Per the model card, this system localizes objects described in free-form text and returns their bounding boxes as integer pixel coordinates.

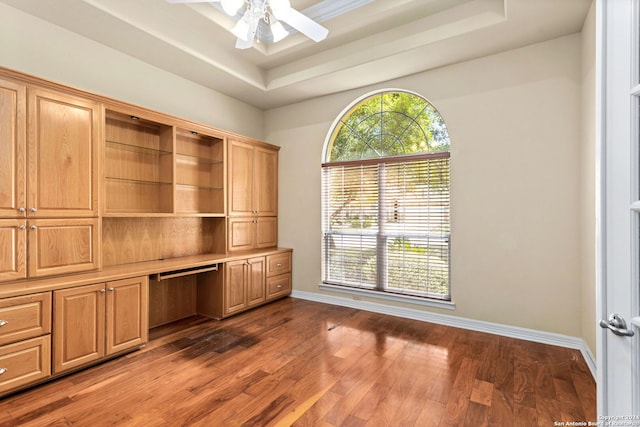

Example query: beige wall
[0,3,264,140]
[266,34,585,338]
[580,2,597,355]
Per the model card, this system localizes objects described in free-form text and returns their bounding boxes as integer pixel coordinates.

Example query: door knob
[600,313,635,337]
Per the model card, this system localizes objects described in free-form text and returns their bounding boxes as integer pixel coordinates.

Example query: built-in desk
[0,248,292,299]
[0,247,292,397]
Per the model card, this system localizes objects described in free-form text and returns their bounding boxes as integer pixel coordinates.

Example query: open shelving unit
[175,129,225,216]
[104,111,226,217]
[104,111,174,215]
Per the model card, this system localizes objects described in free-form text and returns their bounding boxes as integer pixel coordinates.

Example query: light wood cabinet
[227,216,277,252]
[0,78,26,219]
[53,276,148,374]
[266,251,292,301]
[0,219,26,282]
[0,292,52,396]
[28,88,100,218]
[227,139,278,252]
[224,256,265,316]
[0,292,51,346]
[106,276,149,355]
[27,218,100,278]
[228,139,278,217]
[0,335,51,396]
[197,250,291,319]
[0,83,101,282]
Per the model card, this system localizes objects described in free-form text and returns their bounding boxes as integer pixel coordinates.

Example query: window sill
[319,283,456,311]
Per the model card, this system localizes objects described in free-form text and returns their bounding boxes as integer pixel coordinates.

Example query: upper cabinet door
[228,139,279,217]
[0,78,26,218]
[228,139,254,216]
[254,146,278,216]
[27,88,100,217]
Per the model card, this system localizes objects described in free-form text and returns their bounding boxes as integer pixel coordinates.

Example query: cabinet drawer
[266,273,291,300]
[266,252,291,277]
[0,293,52,346]
[0,335,51,396]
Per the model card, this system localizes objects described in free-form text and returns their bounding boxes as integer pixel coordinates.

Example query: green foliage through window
[327,91,450,162]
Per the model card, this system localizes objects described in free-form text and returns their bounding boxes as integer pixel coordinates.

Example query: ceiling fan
[167,0,329,49]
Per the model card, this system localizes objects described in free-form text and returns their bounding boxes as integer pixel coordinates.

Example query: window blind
[322,152,450,299]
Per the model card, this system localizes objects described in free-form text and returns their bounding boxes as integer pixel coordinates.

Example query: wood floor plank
[0,298,596,426]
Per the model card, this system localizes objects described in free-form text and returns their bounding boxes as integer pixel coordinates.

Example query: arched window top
[325,90,450,162]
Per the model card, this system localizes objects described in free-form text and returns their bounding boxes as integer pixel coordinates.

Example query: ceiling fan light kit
[167,0,329,48]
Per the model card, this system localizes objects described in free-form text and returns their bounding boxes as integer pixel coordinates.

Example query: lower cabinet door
[0,220,26,283]
[225,260,248,315]
[246,257,266,308]
[0,335,51,396]
[53,283,105,374]
[106,276,148,355]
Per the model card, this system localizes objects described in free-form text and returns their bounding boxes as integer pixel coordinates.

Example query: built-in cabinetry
[227,139,278,252]
[53,276,148,374]
[0,67,291,398]
[0,293,52,395]
[0,78,101,282]
[266,252,292,301]
[197,249,292,319]
[224,256,266,316]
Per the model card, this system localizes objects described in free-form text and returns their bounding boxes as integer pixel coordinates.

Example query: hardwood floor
[0,298,596,426]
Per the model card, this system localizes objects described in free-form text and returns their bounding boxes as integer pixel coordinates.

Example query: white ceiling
[1,0,592,110]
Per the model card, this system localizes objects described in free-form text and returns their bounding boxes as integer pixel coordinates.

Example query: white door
[598,0,640,416]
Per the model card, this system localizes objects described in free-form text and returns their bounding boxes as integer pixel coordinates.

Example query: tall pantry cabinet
[0,78,101,281]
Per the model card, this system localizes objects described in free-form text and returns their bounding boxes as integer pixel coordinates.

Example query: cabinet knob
[30,225,37,230]
[0,320,8,327]
[108,287,114,292]
[277,285,282,289]
[0,368,6,376]
[18,225,26,230]
[276,263,283,267]
[30,207,37,213]
[18,207,25,213]
[100,289,106,293]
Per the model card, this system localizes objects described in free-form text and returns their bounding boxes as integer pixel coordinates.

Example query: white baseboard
[291,290,597,379]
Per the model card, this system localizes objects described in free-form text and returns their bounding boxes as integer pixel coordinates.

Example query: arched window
[321,90,451,300]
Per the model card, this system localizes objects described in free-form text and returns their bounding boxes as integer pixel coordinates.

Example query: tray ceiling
[0,0,592,109]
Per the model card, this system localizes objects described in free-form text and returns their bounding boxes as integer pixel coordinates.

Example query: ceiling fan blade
[235,37,253,49]
[275,8,328,42]
[234,15,259,49]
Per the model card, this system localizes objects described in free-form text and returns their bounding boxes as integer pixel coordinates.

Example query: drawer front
[266,252,291,277]
[0,293,52,346]
[0,335,51,396]
[266,273,291,300]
